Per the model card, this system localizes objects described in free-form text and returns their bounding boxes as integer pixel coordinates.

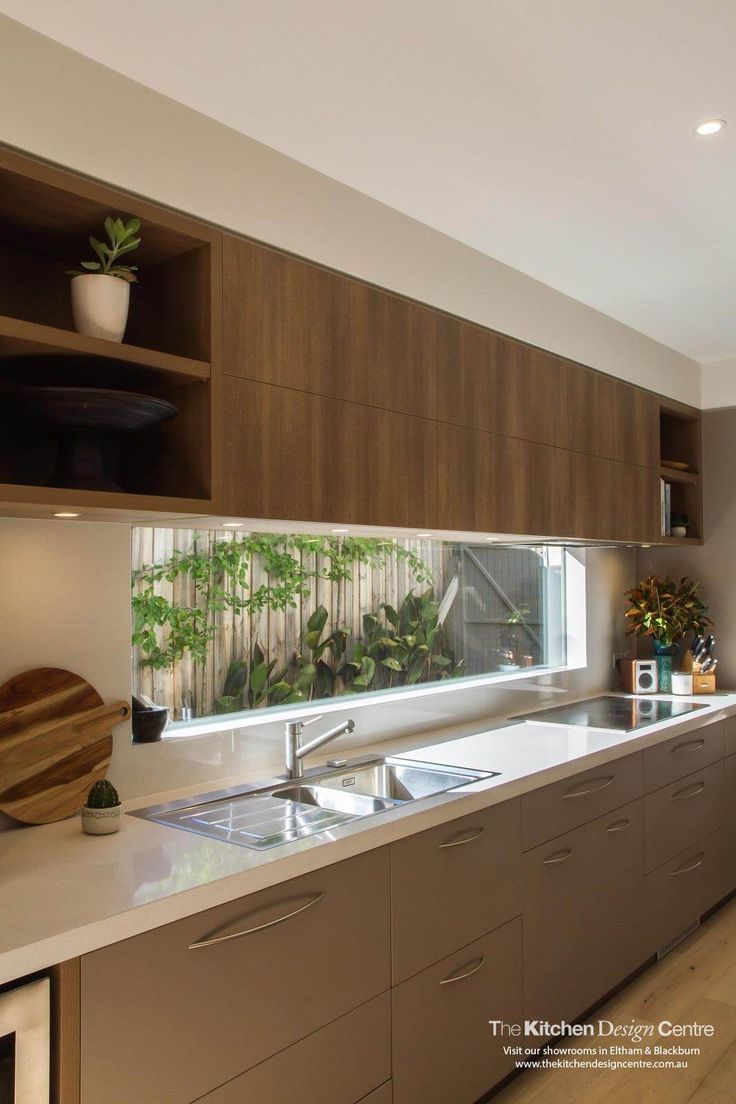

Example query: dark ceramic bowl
[132,705,169,744]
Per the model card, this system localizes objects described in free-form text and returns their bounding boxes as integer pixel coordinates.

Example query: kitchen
[1,4,736,1104]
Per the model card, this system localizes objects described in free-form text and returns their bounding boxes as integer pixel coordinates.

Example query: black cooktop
[515,695,708,732]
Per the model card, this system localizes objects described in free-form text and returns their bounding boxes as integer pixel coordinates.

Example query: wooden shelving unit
[658,399,703,543]
[0,145,222,517]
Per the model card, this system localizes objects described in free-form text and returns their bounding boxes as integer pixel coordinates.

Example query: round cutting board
[0,667,130,824]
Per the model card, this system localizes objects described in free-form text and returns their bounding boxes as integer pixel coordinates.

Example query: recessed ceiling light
[330,527,349,534]
[640,544,651,549]
[54,512,80,518]
[221,522,242,528]
[416,532,433,538]
[485,536,499,542]
[695,119,726,136]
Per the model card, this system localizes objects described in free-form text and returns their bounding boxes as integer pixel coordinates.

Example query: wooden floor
[494,896,736,1104]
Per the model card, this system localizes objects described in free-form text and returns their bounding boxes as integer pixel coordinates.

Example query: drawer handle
[563,776,615,799]
[440,956,485,986]
[606,818,631,833]
[543,847,573,865]
[671,739,706,755]
[669,853,706,877]
[438,826,485,849]
[672,781,706,801]
[188,892,325,949]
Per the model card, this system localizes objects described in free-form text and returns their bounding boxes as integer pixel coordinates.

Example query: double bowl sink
[136,758,497,850]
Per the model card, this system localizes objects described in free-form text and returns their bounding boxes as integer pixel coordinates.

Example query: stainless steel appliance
[0,978,50,1104]
[515,694,708,732]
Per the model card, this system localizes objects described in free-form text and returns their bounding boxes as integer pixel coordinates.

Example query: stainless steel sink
[133,757,496,851]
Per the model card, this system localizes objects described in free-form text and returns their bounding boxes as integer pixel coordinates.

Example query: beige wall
[701,359,736,410]
[637,407,736,685]
[0,517,634,808]
[0,14,700,406]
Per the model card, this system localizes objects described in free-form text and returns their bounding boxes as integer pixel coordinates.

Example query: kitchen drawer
[725,716,736,758]
[391,798,521,983]
[521,753,643,850]
[645,830,726,952]
[645,760,723,873]
[643,722,724,792]
[81,848,391,1104]
[523,799,645,1029]
[392,918,522,1104]
[193,994,390,1104]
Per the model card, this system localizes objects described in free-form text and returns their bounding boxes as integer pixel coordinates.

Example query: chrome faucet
[285,715,355,779]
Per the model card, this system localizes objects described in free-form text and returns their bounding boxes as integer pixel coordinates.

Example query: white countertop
[1,691,734,986]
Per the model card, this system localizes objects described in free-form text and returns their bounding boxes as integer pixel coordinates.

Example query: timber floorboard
[494,896,736,1104]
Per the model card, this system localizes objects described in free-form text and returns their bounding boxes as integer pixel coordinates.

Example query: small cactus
[86,779,120,809]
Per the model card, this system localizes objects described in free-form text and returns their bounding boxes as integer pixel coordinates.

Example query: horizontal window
[131,530,583,733]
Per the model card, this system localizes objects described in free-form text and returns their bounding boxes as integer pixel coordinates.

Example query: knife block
[692,662,716,694]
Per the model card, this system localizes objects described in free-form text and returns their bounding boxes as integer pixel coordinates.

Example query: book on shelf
[660,478,672,536]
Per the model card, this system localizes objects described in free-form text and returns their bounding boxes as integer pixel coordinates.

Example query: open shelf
[0,145,221,509]
[659,465,699,485]
[0,315,210,384]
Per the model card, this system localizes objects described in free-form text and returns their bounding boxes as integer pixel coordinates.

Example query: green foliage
[67,216,141,282]
[86,779,120,808]
[215,641,302,713]
[132,533,433,672]
[624,575,711,646]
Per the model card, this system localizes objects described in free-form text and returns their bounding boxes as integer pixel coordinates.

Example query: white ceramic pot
[672,672,694,696]
[81,804,123,835]
[671,526,688,539]
[71,273,130,342]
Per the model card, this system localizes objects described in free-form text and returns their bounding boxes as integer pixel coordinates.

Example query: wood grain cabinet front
[392,918,522,1104]
[80,848,391,1104]
[522,799,646,1029]
[223,377,438,528]
[192,994,391,1104]
[390,799,521,983]
[643,722,724,792]
[223,236,437,419]
[644,760,724,873]
[521,753,643,851]
[358,1084,392,1104]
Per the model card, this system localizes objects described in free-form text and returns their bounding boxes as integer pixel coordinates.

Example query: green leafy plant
[132,533,432,673]
[67,216,141,282]
[86,779,120,808]
[624,575,711,647]
[215,641,302,713]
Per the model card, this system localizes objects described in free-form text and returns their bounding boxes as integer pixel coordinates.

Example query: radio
[620,658,658,694]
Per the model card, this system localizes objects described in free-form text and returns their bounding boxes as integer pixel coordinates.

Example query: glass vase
[653,640,678,693]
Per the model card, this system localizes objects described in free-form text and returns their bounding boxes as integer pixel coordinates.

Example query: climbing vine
[131,533,433,671]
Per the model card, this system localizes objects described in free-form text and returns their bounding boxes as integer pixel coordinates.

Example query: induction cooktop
[515,695,708,732]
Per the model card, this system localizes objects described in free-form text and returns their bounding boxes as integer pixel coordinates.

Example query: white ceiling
[3,0,736,363]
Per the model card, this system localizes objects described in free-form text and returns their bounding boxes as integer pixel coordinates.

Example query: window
[131,529,579,728]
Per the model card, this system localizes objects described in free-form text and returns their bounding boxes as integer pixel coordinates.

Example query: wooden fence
[132,529,447,719]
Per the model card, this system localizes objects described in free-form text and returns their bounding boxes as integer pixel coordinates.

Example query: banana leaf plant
[215,641,303,713]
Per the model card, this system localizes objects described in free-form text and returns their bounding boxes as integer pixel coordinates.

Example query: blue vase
[653,640,678,693]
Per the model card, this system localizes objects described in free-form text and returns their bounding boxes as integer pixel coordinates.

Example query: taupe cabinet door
[392,918,522,1104]
[193,993,390,1104]
[391,799,521,983]
[521,753,643,850]
[645,830,727,951]
[643,722,724,791]
[644,760,724,872]
[523,799,645,1027]
[81,849,390,1104]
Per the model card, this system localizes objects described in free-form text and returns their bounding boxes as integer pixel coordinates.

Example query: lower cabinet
[645,830,728,951]
[192,994,391,1104]
[80,848,391,1104]
[522,799,646,1027]
[644,760,724,873]
[392,918,522,1104]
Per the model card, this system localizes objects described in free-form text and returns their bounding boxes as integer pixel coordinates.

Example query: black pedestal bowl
[17,386,178,492]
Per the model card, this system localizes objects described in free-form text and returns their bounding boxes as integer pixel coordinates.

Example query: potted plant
[81,778,123,835]
[624,575,711,692]
[67,216,141,342]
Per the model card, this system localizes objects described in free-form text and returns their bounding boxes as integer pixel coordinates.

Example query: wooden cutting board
[0,667,130,824]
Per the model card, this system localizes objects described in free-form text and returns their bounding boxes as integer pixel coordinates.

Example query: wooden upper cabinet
[223,377,438,528]
[438,422,571,536]
[223,235,437,419]
[436,316,568,448]
[566,365,658,468]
